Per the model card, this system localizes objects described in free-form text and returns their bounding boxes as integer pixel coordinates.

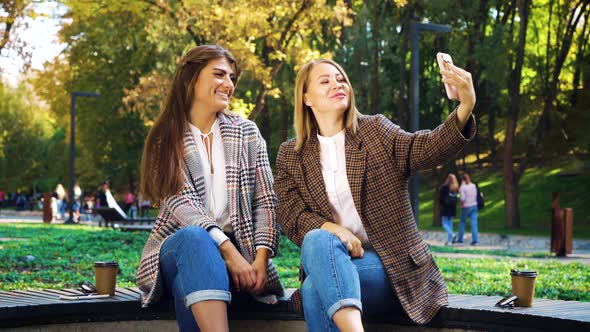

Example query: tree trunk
[570,2,589,107]
[502,0,531,229]
[279,93,290,144]
[370,0,381,115]
[260,95,271,146]
[433,188,441,227]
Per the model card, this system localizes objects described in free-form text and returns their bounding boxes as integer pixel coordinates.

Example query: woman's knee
[302,229,336,257]
[175,225,211,243]
[164,226,217,256]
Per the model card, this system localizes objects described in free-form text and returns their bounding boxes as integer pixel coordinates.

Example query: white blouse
[317,130,369,244]
[189,120,231,245]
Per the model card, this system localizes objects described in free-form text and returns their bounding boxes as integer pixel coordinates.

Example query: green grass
[1,223,588,302]
[429,245,553,258]
[417,160,590,238]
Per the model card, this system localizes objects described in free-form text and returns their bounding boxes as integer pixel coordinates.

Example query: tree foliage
[0,0,588,229]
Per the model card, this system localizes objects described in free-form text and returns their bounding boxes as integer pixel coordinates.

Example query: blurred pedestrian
[0,189,5,211]
[72,182,83,222]
[124,190,136,213]
[95,181,108,208]
[54,184,67,220]
[439,174,459,245]
[138,194,151,218]
[15,192,27,211]
[458,173,479,245]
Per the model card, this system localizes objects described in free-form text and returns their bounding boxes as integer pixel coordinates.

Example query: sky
[1,2,68,86]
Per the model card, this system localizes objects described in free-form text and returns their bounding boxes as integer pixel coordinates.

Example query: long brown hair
[140,45,239,203]
[294,59,360,151]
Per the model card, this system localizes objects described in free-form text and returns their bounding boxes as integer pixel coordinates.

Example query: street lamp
[65,91,100,224]
[409,20,452,226]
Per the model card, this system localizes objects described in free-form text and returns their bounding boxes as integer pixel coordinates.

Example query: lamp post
[409,20,452,226]
[65,91,100,224]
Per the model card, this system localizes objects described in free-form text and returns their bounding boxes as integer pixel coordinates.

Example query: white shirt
[317,130,369,244]
[459,182,478,208]
[189,120,231,245]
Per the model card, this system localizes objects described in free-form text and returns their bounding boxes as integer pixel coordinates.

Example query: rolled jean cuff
[184,289,232,308]
[327,298,363,319]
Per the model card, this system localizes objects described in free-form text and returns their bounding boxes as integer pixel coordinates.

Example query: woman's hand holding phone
[436,52,476,129]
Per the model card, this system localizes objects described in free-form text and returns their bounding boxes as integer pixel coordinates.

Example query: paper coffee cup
[510,269,537,307]
[94,261,118,296]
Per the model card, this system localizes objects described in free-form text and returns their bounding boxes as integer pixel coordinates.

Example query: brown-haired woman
[274,58,476,331]
[440,173,459,245]
[136,45,283,332]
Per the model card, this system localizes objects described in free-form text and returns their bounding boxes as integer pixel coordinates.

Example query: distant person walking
[72,183,83,222]
[54,184,68,220]
[125,190,138,218]
[95,181,108,208]
[124,190,135,213]
[458,173,478,245]
[0,189,5,211]
[439,174,459,245]
[138,194,151,218]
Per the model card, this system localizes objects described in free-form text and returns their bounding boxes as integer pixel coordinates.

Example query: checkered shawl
[275,109,476,324]
[137,113,284,308]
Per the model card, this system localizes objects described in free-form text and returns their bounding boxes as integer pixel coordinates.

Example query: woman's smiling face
[303,62,350,116]
[192,57,236,114]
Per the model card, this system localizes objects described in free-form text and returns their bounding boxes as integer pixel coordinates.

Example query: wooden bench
[1,288,589,331]
[94,207,155,230]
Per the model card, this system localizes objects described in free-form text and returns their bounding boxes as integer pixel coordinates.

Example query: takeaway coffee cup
[94,261,118,296]
[510,269,537,307]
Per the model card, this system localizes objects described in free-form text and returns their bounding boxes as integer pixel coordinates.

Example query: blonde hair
[444,174,459,192]
[294,59,360,151]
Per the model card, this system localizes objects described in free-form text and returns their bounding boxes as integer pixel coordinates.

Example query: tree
[503,0,531,229]
[1,0,38,72]
[31,0,159,194]
[0,82,62,192]
[502,0,589,228]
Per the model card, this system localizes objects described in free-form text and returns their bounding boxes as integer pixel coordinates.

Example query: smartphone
[494,295,518,308]
[436,52,459,100]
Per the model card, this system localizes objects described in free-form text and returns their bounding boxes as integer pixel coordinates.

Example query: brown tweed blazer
[137,113,284,308]
[275,109,475,324]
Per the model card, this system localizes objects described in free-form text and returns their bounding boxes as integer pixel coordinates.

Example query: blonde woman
[275,58,476,331]
[439,174,459,245]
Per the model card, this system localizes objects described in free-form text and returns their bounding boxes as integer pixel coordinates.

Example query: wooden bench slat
[124,287,143,296]
[116,288,141,299]
[9,290,65,303]
[1,287,589,330]
[0,294,55,306]
[112,290,141,301]
[14,289,64,300]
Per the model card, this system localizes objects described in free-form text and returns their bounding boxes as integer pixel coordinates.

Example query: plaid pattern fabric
[137,113,283,308]
[275,109,476,324]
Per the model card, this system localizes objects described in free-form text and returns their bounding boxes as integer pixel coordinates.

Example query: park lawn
[417,160,590,239]
[0,223,588,302]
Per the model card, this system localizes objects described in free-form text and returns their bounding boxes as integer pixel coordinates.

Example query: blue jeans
[441,216,454,243]
[301,229,398,332]
[160,226,231,332]
[458,206,478,243]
